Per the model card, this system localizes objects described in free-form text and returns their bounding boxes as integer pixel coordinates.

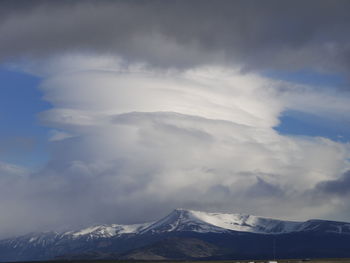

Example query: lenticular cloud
[0,55,349,238]
[39,57,350,218]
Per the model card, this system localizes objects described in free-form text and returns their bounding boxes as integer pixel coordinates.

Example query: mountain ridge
[58,208,350,237]
[1,208,350,261]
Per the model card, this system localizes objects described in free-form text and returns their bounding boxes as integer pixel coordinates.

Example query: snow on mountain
[136,208,350,235]
[140,209,228,234]
[64,222,153,239]
[297,219,350,234]
[3,208,350,247]
[1,209,350,262]
[139,208,304,234]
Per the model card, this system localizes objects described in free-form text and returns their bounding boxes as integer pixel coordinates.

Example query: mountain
[138,208,350,234]
[120,237,222,260]
[1,209,350,261]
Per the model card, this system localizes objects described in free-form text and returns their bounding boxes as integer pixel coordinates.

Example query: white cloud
[48,129,75,142]
[0,161,29,177]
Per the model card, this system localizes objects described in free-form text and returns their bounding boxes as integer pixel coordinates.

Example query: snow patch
[65,222,154,239]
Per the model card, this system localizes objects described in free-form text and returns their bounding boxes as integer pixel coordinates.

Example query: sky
[0,0,350,238]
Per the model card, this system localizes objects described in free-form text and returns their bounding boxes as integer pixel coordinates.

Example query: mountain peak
[140,209,228,234]
[139,209,305,234]
[172,208,193,214]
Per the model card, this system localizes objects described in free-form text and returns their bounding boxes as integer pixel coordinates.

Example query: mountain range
[1,208,350,261]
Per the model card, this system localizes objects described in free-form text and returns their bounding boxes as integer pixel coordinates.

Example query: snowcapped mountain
[141,208,302,234]
[58,208,350,237]
[1,209,350,261]
[123,208,350,235]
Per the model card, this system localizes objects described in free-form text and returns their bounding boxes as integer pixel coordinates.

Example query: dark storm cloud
[246,177,284,198]
[1,0,350,73]
[315,170,350,195]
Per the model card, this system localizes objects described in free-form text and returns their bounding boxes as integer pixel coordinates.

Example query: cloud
[35,62,283,129]
[48,130,75,141]
[0,161,28,177]
[315,170,350,195]
[2,0,350,77]
[0,56,349,238]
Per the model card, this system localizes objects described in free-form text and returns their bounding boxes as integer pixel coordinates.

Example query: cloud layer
[2,0,350,76]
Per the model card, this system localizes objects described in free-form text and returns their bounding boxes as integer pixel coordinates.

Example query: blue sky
[275,109,350,142]
[0,68,50,168]
[264,70,350,142]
